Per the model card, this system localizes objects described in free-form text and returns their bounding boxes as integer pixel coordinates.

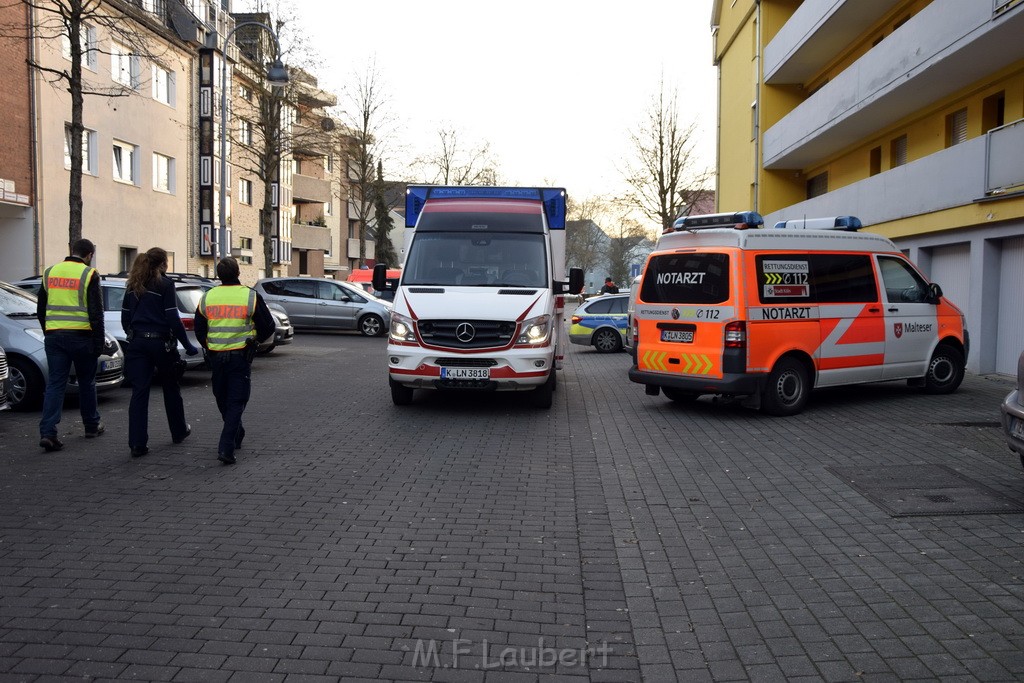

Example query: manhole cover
[828,464,1024,517]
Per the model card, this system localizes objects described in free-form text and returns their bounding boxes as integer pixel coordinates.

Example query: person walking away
[600,277,619,294]
[195,257,275,465]
[121,248,201,458]
[36,238,108,452]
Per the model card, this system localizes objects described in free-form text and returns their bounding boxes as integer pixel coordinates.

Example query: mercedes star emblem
[456,322,476,343]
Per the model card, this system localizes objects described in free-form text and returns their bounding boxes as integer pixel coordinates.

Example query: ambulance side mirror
[926,282,943,305]
[566,267,584,295]
[372,264,389,292]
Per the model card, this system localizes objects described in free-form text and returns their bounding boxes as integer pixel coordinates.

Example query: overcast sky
[247,1,718,210]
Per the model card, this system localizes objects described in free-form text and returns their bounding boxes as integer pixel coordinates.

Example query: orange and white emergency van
[628,212,968,416]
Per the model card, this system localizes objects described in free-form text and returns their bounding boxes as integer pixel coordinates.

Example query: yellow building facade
[712,0,1024,375]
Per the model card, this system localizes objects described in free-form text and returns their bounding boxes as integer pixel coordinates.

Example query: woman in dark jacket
[121,248,200,457]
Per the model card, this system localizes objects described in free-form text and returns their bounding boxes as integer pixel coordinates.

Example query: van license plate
[1013,417,1024,440]
[661,330,694,343]
[441,367,489,380]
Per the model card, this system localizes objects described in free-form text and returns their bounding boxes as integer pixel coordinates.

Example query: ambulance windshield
[402,232,548,288]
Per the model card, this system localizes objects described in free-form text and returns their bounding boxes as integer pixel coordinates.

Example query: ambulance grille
[417,319,516,349]
[435,358,497,367]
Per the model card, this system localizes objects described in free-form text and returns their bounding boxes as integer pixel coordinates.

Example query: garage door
[996,237,1024,375]
[928,243,971,322]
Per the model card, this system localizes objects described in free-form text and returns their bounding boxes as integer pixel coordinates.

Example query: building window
[113,140,138,184]
[890,135,908,168]
[119,247,137,273]
[750,100,757,141]
[239,84,253,102]
[61,23,97,70]
[239,178,253,205]
[325,154,333,172]
[111,42,140,88]
[324,200,332,216]
[806,172,828,199]
[945,108,968,148]
[152,153,174,193]
[239,119,253,145]
[869,146,882,176]
[152,64,175,106]
[64,124,97,174]
[982,91,1005,133]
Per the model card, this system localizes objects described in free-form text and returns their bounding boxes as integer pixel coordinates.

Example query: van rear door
[636,251,734,380]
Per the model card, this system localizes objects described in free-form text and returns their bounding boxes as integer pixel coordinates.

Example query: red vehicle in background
[348,268,401,301]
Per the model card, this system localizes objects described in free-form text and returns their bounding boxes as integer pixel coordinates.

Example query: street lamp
[218,21,289,261]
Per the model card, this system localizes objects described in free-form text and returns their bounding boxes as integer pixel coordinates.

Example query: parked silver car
[255,277,392,337]
[1000,348,1024,469]
[0,346,11,411]
[0,280,124,411]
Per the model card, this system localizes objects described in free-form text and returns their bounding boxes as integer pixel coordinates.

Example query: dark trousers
[125,337,188,449]
[207,351,251,457]
[39,333,99,438]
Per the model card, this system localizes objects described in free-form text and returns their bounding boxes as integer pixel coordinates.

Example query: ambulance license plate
[1013,417,1024,440]
[441,367,489,380]
[661,330,694,343]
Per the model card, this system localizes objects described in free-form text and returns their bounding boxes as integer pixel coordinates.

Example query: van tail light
[180,316,195,331]
[724,321,746,348]
[571,315,582,325]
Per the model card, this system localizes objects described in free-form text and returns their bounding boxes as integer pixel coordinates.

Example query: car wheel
[662,387,700,403]
[761,357,810,416]
[530,371,555,409]
[9,356,44,411]
[592,328,622,353]
[390,378,414,406]
[922,344,964,394]
[256,344,275,356]
[360,314,385,337]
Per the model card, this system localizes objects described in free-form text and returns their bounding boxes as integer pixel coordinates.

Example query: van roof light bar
[667,211,764,233]
[772,216,863,231]
[405,185,567,229]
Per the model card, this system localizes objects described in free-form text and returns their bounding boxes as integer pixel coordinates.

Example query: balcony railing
[291,173,331,203]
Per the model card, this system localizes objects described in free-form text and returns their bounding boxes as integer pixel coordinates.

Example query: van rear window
[756,254,877,303]
[641,253,730,304]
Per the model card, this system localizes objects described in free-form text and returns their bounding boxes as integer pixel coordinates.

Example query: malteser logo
[894,321,933,338]
[671,308,680,320]
[894,323,903,339]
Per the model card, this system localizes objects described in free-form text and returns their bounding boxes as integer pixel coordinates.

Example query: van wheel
[662,387,700,403]
[592,328,622,353]
[390,379,414,405]
[531,371,555,409]
[761,357,810,416]
[922,344,964,394]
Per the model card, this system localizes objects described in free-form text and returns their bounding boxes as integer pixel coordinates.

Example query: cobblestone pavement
[1,332,1022,682]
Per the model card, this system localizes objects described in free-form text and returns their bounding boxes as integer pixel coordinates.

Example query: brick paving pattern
[0,332,1022,682]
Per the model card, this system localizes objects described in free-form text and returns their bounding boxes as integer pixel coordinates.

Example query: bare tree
[372,161,399,267]
[340,59,393,268]
[0,0,172,246]
[565,195,611,280]
[622,81,713,233]
[605,210,650,287]
[415,125,499,186]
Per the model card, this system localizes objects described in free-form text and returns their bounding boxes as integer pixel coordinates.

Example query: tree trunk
[67,0,85,247]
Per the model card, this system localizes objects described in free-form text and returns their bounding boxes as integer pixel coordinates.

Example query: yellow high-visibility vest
[42,261,95,331]
[200,285,256,351]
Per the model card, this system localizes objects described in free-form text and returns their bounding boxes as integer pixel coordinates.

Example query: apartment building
[0,0,34,279]
[712,0,1024,375]
[31,0,207,276]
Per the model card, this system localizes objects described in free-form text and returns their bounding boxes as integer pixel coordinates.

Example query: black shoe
[39,436,64,452]
[217,452,236,465]
[85,422,105,438]
[130,446,149,458]
[173,424,192,444]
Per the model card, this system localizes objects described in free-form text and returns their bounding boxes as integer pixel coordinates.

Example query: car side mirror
[372,264,390,292]
[927,282,943,304]
[562,267,584,294]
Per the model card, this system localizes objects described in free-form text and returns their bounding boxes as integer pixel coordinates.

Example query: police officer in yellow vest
[36,238,109,452]
[195,257,275,465]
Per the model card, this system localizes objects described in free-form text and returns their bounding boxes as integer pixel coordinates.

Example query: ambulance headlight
[389,312,416,342]
[516,315,551,346]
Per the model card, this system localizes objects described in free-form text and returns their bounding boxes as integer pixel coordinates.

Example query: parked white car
[1000,348,1024,469]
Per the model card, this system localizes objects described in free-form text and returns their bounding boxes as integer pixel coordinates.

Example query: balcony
[764,0,903,85]
[291,173,331,203]
[291,222,332,251]
[761,119,1024,229]
[762,0,1024,170]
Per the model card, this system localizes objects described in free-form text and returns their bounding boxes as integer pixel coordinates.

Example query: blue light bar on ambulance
[404,185,567,229]
[669,211,764,233]
[771,216,863,231]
